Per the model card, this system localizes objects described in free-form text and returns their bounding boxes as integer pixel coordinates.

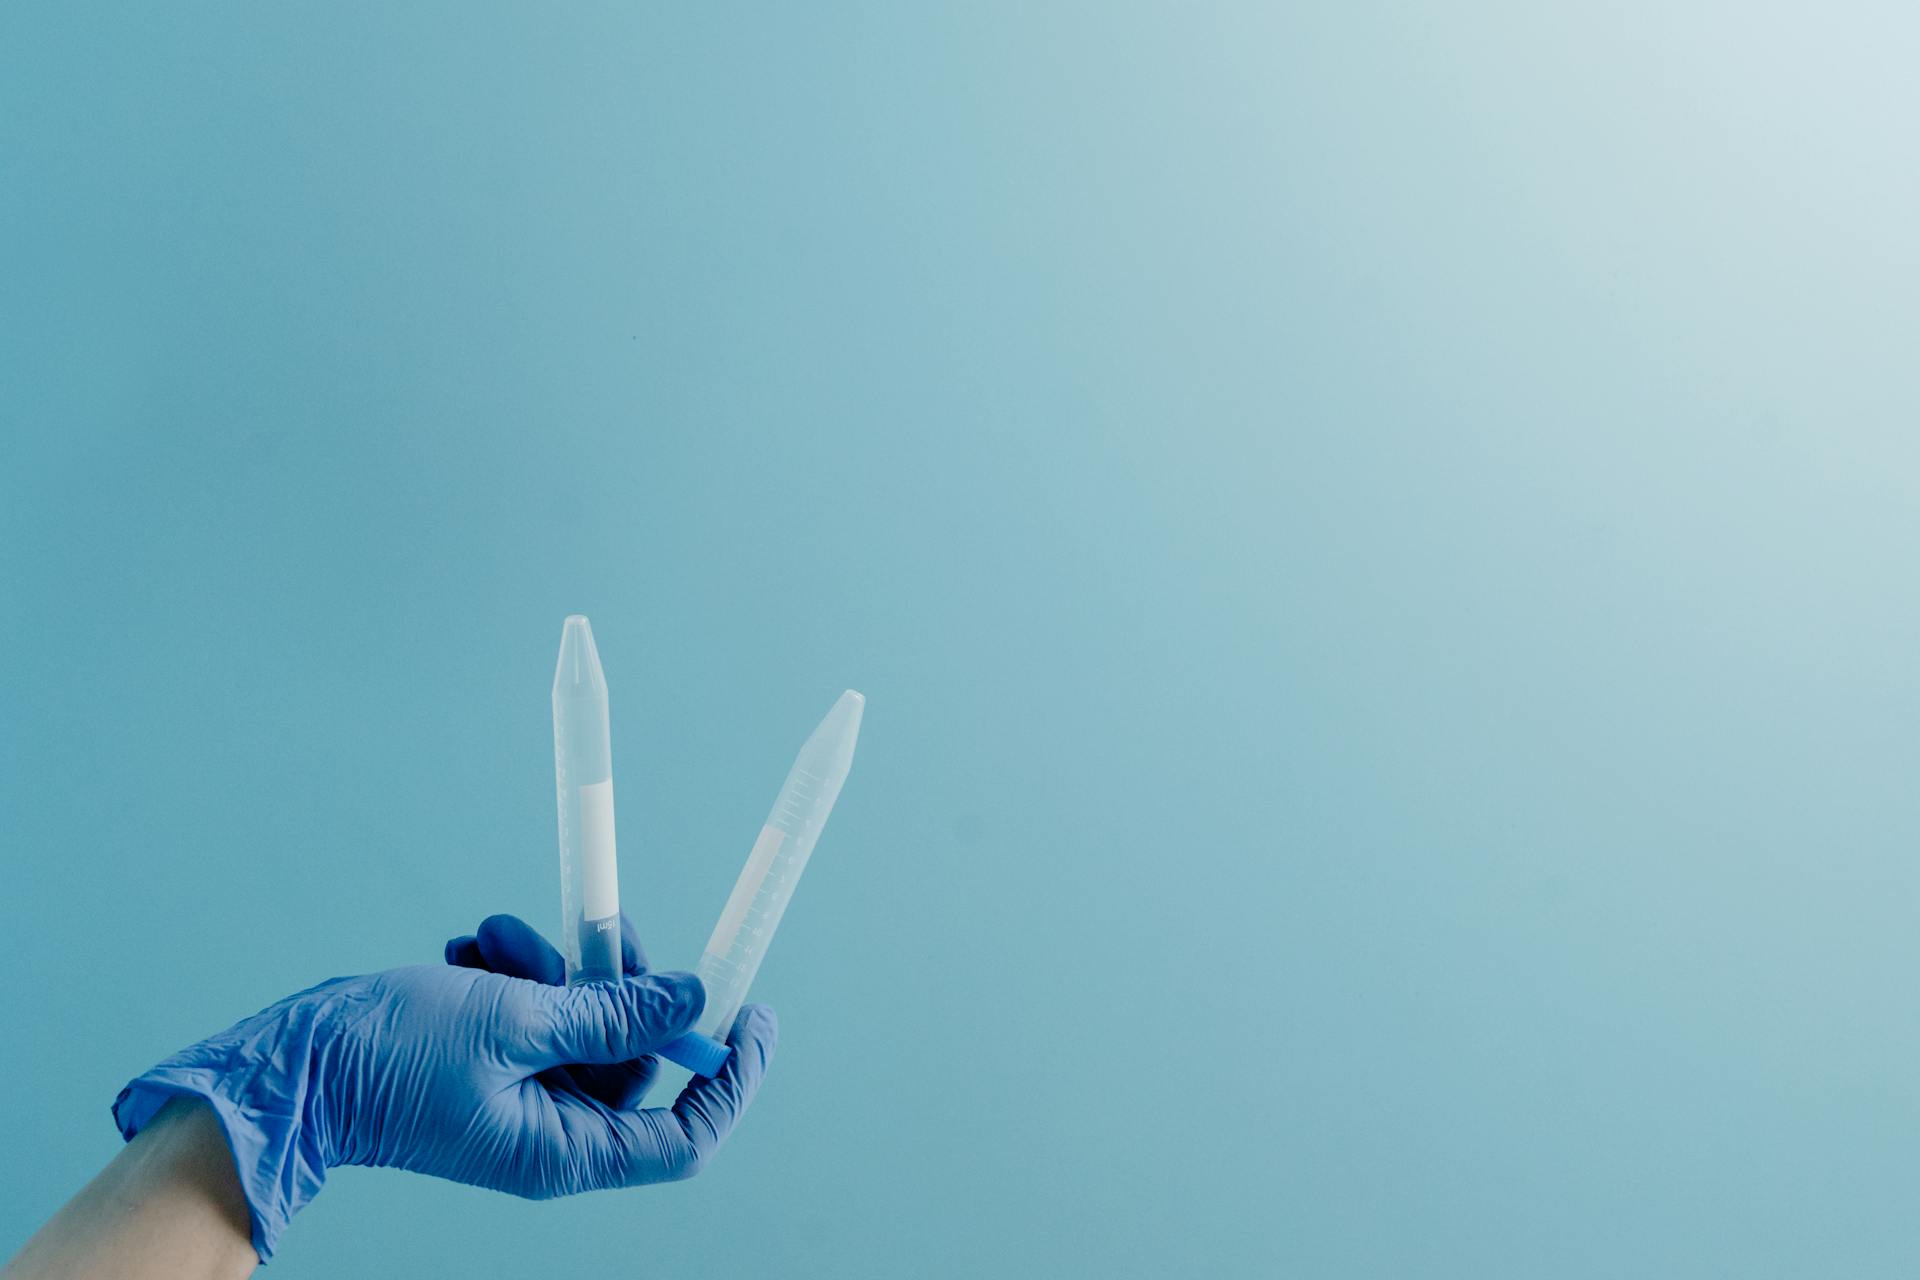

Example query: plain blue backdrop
[4,3,1918,1276]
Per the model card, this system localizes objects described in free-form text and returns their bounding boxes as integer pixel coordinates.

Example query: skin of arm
[2,1099,255,1280]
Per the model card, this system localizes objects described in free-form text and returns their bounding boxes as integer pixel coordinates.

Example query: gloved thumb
[525,972,705,1069]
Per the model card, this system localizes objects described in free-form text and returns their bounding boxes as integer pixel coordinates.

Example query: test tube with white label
[552,615,623,985]
[660,689,864,1076]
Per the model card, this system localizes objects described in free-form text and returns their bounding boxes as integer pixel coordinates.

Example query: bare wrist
[2,1099,256,1280]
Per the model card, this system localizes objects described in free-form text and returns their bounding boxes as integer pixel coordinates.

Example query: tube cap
[659,1031,732,1078]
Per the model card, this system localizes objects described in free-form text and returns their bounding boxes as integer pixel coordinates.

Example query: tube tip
[829,689,865,729]
[553,615,608,695]
[799,688,864,767]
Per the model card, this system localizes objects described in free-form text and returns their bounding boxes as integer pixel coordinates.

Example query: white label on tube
[578,780,619,921]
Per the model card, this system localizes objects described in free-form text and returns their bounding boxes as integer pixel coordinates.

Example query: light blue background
[4,3,1917,1276]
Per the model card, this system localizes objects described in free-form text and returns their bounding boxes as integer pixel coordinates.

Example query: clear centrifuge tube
[660,690,864,1076]
[552,615,623,985]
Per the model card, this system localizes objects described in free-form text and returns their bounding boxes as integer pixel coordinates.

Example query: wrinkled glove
[112,914,777,1261]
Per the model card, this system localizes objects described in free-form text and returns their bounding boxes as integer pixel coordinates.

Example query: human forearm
[2,1099,256,1280]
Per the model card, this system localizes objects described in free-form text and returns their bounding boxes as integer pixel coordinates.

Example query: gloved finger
[476,914,567,986]
[621,914,648,976]
[535,1057,658,1112]
[520,972,705,1070]
[444,919,560,981]
[445,935,484,968]
[596,1005,777,1186]
[572,1056,660,1110]
[669,1005,778,1167]
[455,912,647,981]
[464,913,656,1104]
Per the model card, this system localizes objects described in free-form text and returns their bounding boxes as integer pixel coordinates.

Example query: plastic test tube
[660,689,865,1076]
[552,616,623,984]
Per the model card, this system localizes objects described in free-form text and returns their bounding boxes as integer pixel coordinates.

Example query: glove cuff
[111,985,343,1262]
[112,1078,315,1262]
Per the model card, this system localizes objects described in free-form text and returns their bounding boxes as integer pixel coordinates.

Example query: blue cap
[659,1031,732,1078]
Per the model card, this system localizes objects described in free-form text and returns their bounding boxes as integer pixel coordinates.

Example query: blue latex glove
[112,916,778,1261]
[443,912,713,1107]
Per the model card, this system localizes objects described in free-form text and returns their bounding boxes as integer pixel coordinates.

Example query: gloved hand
[112,916,778,1262]
[443,912,685,1108]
